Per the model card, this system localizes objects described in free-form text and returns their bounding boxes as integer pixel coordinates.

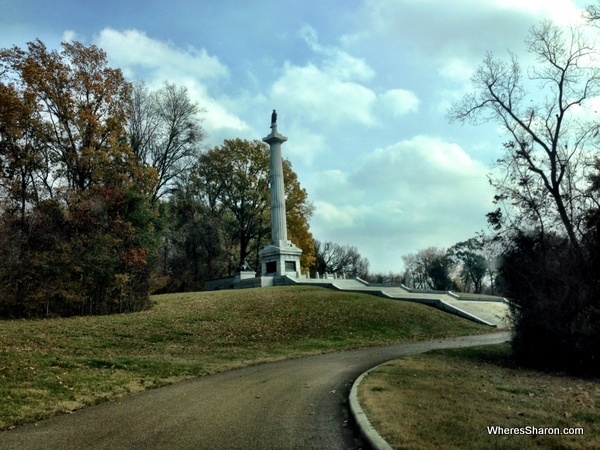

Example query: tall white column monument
[259,110,302,277]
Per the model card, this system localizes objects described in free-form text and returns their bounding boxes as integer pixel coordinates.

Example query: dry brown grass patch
[358,344,599,449]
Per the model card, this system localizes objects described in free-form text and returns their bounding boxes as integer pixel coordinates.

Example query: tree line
[0,40,158,317]
[396,236,500,294]
[0,39,375,318]
[0,38,494,320]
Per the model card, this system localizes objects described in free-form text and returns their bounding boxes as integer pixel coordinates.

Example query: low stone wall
[204,276,235,291]
[233,277,264,289]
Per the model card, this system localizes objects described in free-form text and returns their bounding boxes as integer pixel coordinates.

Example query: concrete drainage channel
[349,363,394,450]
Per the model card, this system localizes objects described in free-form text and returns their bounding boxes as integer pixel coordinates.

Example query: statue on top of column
[271,109,277,126]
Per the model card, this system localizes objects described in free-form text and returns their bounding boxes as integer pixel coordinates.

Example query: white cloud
[438,58,474,84]
[62,30,78,42]
[271,62,377,125]
[341,0,548,67]
[308,135,495,272]
[488,0,583,25]
[313,201,363,229]
[89,24,494,273]
[298,25,375,81]
[200,98,249,135]
[352,135,490,195]
[379,89,420,117]
[270,26,381,126]
[284,124,327,166]
[95,28,228,81]
[309,169,364,204]
[93,28,248,136]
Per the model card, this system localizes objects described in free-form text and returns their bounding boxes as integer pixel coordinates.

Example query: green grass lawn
[0,286,488,429]
[359,344,599,449]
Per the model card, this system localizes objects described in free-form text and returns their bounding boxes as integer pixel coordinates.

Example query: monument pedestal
[259,240,302,277]
[233,270,256,284]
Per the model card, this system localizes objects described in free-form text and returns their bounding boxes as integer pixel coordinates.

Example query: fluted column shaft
[263,125,288,246]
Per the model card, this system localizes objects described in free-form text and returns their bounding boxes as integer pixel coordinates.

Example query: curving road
[1,332,509,450]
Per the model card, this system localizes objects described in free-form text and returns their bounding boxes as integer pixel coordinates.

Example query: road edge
[349,362,394,450]
[349,332,512,449]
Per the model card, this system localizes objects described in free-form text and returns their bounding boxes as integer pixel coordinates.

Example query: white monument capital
[263,127,288,144]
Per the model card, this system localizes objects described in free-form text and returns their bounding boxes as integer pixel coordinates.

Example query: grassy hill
[0,286,488,429]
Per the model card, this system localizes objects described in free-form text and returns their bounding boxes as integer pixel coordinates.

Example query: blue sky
[1,0,593,273]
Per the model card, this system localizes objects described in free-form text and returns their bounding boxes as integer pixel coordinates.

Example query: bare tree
[313,240,369,278]
[449,20,600,253]
[402,247,454,291]
[448,237,489,293]
[130,81,205,202]
[585,1,600,21]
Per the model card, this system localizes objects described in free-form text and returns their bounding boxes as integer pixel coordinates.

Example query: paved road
[1,332,510,450]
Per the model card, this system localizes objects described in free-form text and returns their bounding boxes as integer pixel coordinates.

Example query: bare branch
[449,20,600,251]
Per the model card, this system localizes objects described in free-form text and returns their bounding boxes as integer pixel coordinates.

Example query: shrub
[500,232,600,374]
